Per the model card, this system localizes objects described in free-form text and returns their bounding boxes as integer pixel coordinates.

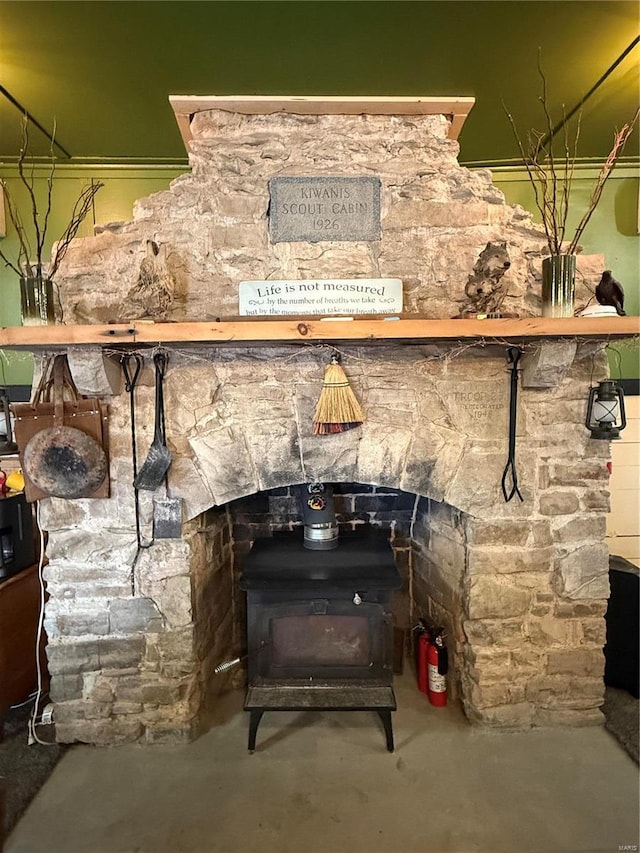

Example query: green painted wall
[1,162,638,384]
[1,1,637,164]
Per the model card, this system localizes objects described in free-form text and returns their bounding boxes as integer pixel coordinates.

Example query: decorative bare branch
[504,108,555,254]
[49,180,103,278]
[0,114,104,283]
[566,111,639,254]
[504,56,637,257]
[39,119,58,274]
[0,179,32,276]
[16,118,45,276]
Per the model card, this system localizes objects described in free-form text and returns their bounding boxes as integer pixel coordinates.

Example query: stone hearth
[35,99,612,743]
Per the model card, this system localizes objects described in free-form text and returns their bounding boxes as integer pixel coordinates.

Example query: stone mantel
[0,316,638,350]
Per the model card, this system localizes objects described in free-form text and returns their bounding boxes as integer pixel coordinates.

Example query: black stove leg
[248,710,264,753]
[378,711,394,752]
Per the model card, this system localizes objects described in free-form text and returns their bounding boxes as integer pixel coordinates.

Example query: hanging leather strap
[31,355,55,406]
[53,355,66,425]
[32,354,82,413]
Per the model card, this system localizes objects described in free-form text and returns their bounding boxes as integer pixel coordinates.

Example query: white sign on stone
[239,279,403,316]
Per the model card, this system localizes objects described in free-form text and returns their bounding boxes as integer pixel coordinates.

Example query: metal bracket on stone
[66,347,122,396]
[521,341,577,389]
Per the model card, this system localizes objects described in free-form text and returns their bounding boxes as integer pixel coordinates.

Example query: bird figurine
[595,270,625,316]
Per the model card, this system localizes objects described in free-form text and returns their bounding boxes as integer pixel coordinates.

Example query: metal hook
[120,353,143,392]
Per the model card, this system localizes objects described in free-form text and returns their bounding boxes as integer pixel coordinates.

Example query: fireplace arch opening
[189,483,473,731]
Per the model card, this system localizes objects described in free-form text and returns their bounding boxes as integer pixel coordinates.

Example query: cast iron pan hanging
[13,355,110,502]
[23,425,108,499]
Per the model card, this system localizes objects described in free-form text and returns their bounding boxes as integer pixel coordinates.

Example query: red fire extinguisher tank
[427,632,448,707]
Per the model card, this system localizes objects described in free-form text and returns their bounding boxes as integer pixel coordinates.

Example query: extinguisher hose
[437,645,449,676]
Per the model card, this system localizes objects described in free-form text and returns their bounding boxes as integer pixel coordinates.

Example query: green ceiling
[0,0,638,166]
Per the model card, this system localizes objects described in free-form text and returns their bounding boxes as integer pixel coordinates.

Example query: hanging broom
[313,354,365,435]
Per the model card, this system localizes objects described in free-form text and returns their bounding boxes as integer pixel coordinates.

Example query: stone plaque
[239,278,403,316]
[439,380,509,438]
[269,176,381,243]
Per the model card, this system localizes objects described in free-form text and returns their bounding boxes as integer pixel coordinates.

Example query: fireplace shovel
[153,493,183,539]
[134,351,172,491]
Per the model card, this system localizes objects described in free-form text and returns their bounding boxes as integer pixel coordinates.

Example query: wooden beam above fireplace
[0,316,637,350]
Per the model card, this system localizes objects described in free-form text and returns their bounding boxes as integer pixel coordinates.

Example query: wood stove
[240,529,401,752]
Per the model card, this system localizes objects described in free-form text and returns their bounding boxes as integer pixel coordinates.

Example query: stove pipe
[297,482,338,550]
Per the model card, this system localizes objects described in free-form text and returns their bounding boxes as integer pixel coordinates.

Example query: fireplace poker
[501,346,524,503]
[121,353,149,594]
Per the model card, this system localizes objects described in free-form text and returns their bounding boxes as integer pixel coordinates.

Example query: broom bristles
[313,421,361,435]
[313,362,365,435]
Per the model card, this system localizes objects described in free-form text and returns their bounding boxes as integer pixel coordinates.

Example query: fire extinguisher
[427,629,448,707]
[415,621,431,695]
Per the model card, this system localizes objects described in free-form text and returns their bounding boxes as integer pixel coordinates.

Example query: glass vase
[541,255,576,318]
[19,276,56,325]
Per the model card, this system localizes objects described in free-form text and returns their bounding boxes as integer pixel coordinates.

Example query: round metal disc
[23,426,108,499]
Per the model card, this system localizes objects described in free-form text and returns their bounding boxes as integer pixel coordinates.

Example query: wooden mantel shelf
[168,95,476,149]
[0,316,638,350]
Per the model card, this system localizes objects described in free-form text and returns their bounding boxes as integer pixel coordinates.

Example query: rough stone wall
[148,342,608,520]
[43,523,200,743]
[409,344,611,728]
[37,108,615,743]
[40,337,611,741]
[412,498,466,702]
[39,385,198,744]
[56,111,600,323]
[188,507,240,711]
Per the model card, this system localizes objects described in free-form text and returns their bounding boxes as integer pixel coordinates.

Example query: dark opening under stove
[240,529,401,752]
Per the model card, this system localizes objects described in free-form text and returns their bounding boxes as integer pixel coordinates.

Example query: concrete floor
[6,673,639,853]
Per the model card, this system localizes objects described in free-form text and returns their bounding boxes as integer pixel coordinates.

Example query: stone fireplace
[33,97,613,743]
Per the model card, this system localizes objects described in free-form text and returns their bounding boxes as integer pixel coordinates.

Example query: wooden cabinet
[0,564,45,725]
